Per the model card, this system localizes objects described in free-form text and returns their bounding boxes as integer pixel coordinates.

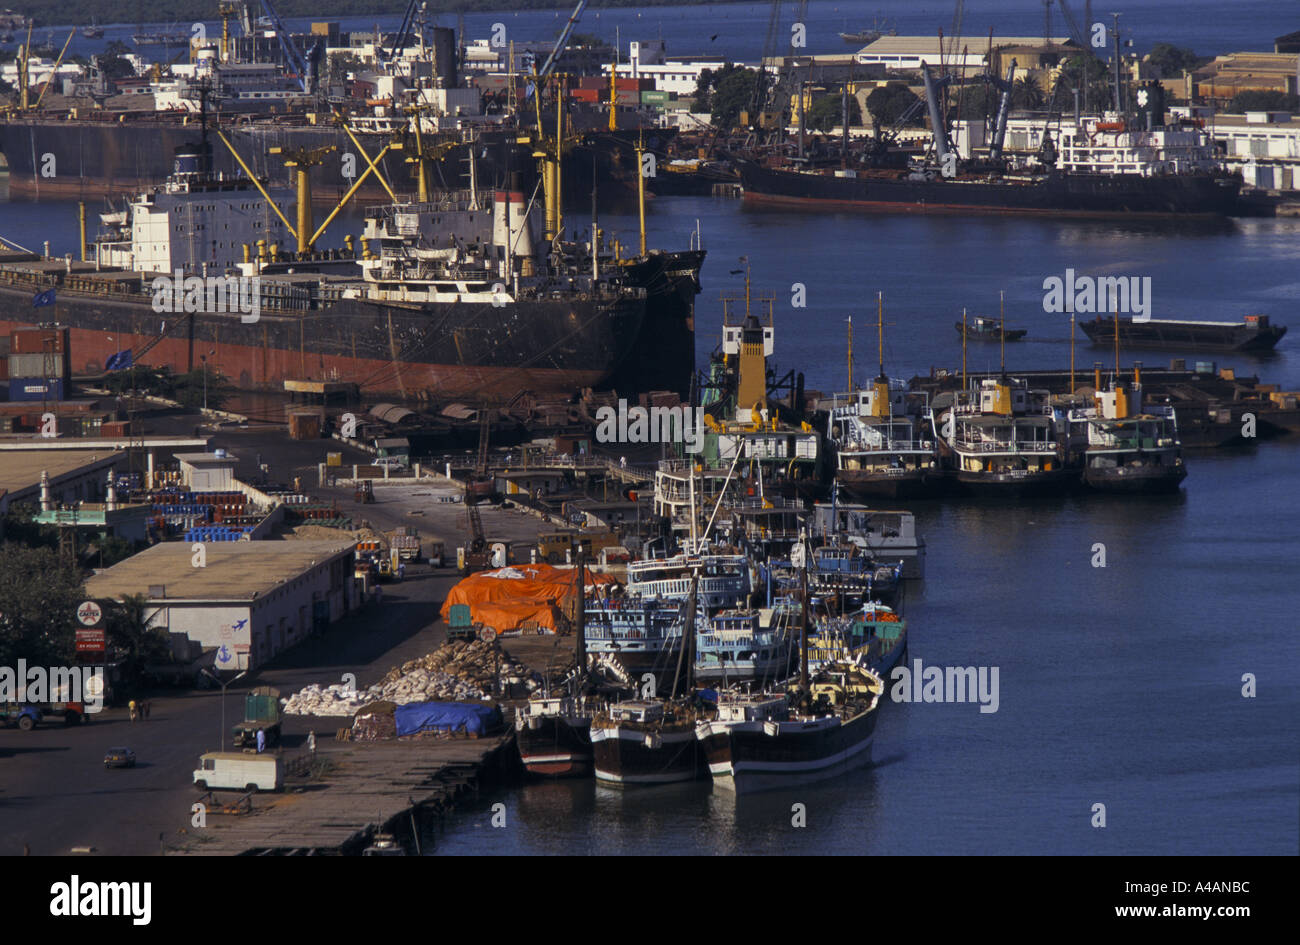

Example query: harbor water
[4,98,1299,859]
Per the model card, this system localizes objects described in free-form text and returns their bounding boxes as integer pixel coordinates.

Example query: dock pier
[169,736,514,856]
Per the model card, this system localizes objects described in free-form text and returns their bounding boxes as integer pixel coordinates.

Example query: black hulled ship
[1078,314,1286,353]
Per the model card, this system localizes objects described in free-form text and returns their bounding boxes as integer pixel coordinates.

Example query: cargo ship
[1077,314,1286,353]
[0,138,705,402]
[738,71,1242,218]
[737,157,1242,218]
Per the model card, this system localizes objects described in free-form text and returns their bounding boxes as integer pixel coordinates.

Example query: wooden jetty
[169,736,511,856]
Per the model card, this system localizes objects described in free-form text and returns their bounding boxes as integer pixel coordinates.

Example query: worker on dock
[307,731,317,755]
[256,728,266,753]
[128,699,137,722]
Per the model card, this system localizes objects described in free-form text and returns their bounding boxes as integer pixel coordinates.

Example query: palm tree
[106,594,171,683]
[1012,76,1047,110]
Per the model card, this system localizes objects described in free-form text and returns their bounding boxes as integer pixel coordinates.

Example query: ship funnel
[493,190,533,262]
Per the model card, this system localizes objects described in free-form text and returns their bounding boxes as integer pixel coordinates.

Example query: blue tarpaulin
[393,701,500,737]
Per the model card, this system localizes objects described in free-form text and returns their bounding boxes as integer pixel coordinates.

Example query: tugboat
[956,314,1027,342]
[828,295,942,500]
[695,540,885,794]
[1076,367,1187,494]
[932,377,1074,498]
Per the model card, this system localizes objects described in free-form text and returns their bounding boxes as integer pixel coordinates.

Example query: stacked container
[8,328,71,402]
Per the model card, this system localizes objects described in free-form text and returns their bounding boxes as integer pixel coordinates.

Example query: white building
[604,41,734,96]
[1203,111,1300,191]
[853,35,1070,75]
[84,541,359,671]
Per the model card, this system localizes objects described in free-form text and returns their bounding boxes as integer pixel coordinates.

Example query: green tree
[97,55,137,81]
[709,66,761,130]
[865,83,922,131]
[806,91,861,132]
[0,544,83,666]
[1146,43,1207,78]
[1227,90,1300,114]
[105,593,171,684]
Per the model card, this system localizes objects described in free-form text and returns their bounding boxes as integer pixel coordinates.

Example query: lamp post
[200,668,247,750]
[200,348,215,412]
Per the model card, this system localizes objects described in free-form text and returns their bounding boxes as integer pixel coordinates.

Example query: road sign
[75,629,106,653]
[76,600,103,627]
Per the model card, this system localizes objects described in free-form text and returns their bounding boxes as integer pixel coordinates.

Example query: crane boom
[536,0,588,86]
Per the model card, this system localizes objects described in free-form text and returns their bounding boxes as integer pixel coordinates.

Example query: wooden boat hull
[590,724,701,785]
[698,707,878,795]
[516,716,594,778]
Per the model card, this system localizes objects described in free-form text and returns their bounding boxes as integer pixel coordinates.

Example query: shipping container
[8,377,64,401]
[10,327,69,355]
[8,353,69,380]
[288,412,322,440]
[101,420,131,436]
[641,89,669,104]
[570,87,600,102]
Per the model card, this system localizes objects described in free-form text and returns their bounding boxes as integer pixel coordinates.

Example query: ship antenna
[999,290,1006,378]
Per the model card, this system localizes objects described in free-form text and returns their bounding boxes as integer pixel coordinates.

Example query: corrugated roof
[84,541,355,602]
[858,35,1071,55]
[0,449,122,496]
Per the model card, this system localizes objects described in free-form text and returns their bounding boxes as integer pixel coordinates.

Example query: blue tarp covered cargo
[393,701,500,737]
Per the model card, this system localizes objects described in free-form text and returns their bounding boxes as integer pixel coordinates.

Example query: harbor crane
[255,0,324,93]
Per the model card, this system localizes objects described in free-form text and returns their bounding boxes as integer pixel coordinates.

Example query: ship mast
[961,308,968,391]
[877,291,885,380]
[574,545,587,687]
[999,291,1006,377]
[846,316,853,391]
[798,532,810,695]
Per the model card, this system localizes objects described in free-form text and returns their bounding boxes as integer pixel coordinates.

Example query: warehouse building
[0,448,123,515]
[83,541,358,671]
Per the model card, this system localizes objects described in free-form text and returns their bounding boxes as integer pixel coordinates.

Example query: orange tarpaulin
[440,563,620,634]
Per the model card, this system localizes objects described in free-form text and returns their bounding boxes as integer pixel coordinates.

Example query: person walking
[128,699,137,723]
[307,730,316,755]
[142,699,151,720]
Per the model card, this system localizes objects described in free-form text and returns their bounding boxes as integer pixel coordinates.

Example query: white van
[193,752,283,792]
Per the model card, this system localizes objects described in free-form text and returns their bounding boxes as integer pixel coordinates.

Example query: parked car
[104,747,136,769]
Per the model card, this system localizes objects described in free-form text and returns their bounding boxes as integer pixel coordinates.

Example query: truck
[537,529,623,565]
[194,752,283,792]
[230,686,281,749]
[1,703,45,730]
[389,527,422,561]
